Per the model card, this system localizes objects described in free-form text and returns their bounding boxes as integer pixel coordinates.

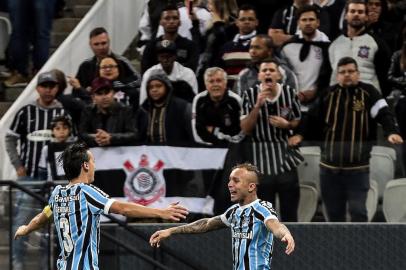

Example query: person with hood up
[138,72,193,144]
[137,72,195,197]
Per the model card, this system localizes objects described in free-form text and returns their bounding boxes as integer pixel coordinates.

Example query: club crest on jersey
[357,46,370,59]
[123,154,165,205]
[353,99,365,111]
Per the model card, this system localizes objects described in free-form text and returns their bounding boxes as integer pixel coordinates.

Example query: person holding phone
[240,58,303,222]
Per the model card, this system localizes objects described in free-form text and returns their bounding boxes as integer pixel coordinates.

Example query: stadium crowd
[2,0,406,222]
[2,0,406,268]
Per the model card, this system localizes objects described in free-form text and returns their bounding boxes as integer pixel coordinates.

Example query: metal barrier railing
[0,180,53,270]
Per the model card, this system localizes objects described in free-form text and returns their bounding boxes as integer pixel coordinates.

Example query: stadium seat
[366,179,378,221]
[382,178,406,222]
[370,146,396,199]
[297,146,321,192]
[0,13,11,61]
[298,183,318,222]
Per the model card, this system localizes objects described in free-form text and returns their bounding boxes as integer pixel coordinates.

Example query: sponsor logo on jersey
[27,129,52,142]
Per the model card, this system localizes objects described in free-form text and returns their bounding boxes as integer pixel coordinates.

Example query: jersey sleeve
[257,201,278,223]
[81,184,116,215]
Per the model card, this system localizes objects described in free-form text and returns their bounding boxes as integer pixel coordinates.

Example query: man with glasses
[289,57,403,222]
[328,0,391,96]
[68,27,140,102]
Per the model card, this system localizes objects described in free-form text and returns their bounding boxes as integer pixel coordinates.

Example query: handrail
[102,214,200,270]
[0,180,51,270]
[0,180,48,203]
[100,231,172,270]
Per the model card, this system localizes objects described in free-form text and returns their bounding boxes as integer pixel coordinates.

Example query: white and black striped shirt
[241,83,303,175]
[7,101,67,177]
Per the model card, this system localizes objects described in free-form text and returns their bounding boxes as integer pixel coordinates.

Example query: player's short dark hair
[59,143,90,181]
[296,4,321,20]
[232,163,262,184]
[89,27,108,39]
[337,57,359,70]
[345,0,368,15]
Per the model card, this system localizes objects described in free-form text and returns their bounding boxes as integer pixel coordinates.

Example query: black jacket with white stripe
[299,82,399,169]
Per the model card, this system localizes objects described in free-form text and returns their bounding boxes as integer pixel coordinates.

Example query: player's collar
[239,199,260,209]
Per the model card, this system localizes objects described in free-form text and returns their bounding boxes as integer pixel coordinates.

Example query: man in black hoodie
[138,72,193,144]
[138,72,194,197]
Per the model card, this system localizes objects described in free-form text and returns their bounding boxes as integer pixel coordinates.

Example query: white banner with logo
[92,145,228,216]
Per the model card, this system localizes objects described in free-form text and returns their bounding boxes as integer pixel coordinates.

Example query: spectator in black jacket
[138,72,194,196]
[138,72,193,144]
[192,67,244,214]
[289,57,403,222]
[78,77,138,147]
[192,67,243,146]
[72,55,140,109]
[68,27,139,102]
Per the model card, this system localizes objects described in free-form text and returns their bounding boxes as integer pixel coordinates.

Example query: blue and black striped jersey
[48,183,115,270]
[221,199,278,270]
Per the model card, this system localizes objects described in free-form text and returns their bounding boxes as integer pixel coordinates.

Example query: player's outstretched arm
[14,206,52,240]
[109,201,188,222]
[150,215,226,247]
[265,219,295,255]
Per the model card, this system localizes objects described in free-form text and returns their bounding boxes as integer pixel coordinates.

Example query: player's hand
[150,229,172,248]
[160,202,188,221]
[281,233,295,255]
[14,225,28,239]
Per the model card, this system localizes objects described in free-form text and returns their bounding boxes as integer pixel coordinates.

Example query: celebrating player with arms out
[14,143,188,270]
[150,163,295,270]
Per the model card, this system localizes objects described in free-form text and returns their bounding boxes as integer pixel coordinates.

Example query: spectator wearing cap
[5,70,70,269]
[78,77,138,147]
[141,5,199,73]
[38,115,76,180]
[140,39,198,105]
